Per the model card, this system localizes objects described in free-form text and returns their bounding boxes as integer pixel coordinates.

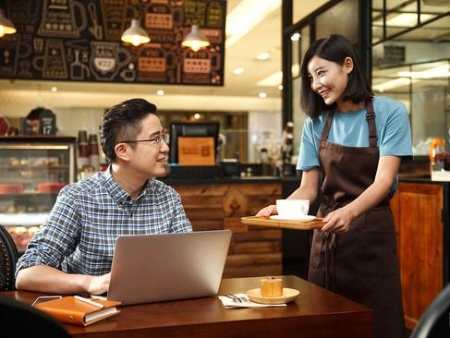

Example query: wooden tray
[241,216,325,230]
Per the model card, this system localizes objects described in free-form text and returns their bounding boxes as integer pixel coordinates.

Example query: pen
[74,295,105,309]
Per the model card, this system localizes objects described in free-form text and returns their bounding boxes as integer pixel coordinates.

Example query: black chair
[410,282,450,338]
[0,224,19,290]
[0,295,72,337]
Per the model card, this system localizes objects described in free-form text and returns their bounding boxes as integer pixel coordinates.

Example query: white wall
[0,88,282,163]
[0,87,281,136]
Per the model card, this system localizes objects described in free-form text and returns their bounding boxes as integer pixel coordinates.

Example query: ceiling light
[0,9,16,38]
[226,0,281,47]
[398,65,450,78]
[256,52,271,61]
[121,19,150,47]
[374,13,436,28]
[182,25,209,52]
[258,92,267,98]
[291,32,301,41]
[257,71,282,87]
[157,90,165,96]
[51,86,58,92]
[233,67,245,75]
[373,78,414,92]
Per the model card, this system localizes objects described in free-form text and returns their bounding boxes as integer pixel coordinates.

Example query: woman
[258,34,412,338]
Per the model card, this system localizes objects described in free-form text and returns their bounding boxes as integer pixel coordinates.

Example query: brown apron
[308,100,405,338]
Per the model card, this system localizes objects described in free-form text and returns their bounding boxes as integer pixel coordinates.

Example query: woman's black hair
[100,98,157,163]
[300,34,373,119]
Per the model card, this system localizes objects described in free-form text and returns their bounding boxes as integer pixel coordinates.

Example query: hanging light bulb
[0,9,16,38]
[121,19,150,47]
[182,25,209,52]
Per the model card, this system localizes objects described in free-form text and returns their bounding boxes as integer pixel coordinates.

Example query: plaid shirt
[16,168,192,276]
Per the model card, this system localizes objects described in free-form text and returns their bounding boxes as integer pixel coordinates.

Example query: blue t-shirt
[297,95,413,172]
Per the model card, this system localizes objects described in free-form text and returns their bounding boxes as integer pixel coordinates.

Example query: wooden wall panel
[391,182,444,330]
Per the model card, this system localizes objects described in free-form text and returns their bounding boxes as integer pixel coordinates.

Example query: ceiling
[2,0,450,103]
[0,0,329,101]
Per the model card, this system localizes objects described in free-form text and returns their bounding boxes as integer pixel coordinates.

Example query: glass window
[316,0,359,42]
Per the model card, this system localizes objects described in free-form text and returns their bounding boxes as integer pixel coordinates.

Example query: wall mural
[0,0,226,86]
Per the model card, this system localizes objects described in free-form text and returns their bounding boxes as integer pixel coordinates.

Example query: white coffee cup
[276,199,310,219]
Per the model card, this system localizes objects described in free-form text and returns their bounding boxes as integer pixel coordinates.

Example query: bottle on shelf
[88,134,100,171]
[77,130,90,173]
[429,137,446,171]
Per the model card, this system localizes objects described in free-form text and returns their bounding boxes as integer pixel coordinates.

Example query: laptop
[107,230,232,306]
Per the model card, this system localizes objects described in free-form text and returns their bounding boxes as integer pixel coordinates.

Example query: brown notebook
[33,296,121,326]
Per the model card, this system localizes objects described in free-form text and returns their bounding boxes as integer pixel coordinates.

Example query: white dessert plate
[246,288,300,304]
[270,215,316,222]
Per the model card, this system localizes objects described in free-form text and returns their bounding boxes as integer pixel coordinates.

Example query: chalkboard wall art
[0,0,226,86]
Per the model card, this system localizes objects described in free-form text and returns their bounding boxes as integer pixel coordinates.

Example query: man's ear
[343,56,354,74]
[114,143,130,161]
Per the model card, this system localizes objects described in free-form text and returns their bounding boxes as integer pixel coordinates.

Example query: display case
[0,136,77,251]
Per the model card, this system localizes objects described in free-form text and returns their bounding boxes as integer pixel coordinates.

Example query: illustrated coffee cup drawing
[276,199,310,219]
[90,41,131,81]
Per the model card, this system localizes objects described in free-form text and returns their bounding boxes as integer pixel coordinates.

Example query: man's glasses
[120,133,169,147]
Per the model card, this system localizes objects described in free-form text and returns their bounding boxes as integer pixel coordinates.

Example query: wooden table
[4,275,374,338]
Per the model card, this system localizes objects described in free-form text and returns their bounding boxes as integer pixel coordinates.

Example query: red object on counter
[0,184,24,194]
[37,182,65,193]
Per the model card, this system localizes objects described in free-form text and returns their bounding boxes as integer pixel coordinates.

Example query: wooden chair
[0,295,71,337]
[410,282,450,338]
[0,224,19,290]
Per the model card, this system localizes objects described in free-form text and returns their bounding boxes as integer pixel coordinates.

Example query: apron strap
[321,101,377,148]
[320,110,334,142]
[366,99,377,148]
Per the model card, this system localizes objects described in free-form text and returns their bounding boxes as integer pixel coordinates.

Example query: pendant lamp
[182,24,209,52]
[121,19,150,46]
[0,8,16,38]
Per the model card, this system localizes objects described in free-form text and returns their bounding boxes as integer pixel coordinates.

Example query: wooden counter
[392,177,450,330]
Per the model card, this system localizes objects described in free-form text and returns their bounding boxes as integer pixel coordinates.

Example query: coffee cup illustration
[90,41,131,81]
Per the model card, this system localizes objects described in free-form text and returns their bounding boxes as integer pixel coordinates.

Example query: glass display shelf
[0,136,77,251]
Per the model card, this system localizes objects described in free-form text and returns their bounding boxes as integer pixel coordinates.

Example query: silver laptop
[107,230,232,306]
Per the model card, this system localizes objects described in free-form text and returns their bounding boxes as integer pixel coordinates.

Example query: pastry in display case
[0,136,77,251]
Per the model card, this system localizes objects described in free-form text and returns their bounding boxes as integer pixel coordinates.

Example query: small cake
[260,276,283,297]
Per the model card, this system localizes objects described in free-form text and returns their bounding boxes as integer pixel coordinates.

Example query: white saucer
[270,215,316,222]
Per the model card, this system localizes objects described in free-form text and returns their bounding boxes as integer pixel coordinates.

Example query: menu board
[178,136,215,165]
[0,0,226,86]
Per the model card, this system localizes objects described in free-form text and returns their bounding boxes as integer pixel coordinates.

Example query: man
[15,98,192,295]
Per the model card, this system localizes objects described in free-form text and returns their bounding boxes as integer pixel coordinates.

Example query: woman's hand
[255,204,277,217]
[320,206,354,233]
